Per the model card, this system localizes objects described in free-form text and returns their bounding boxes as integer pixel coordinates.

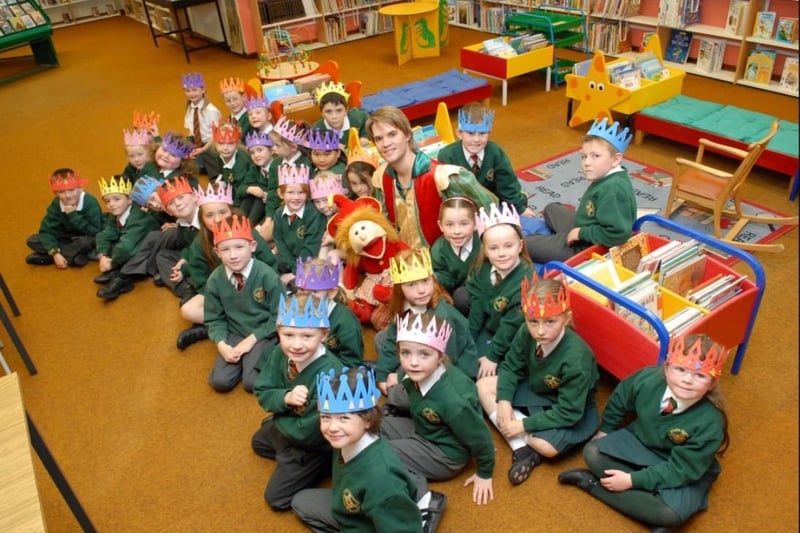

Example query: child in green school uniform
[308,170,347,260]
[94,176,160,300]
[560,333,730,530]
[345,143,384,205]
[312,81,370,150]
[121,128,159,181]
[219,77,250,134]
[437,103,533,217]
[309,128,347,182]
[382,311,494,517]
[131,175,171,227]
[212,122,254,203]
[241,129,273,225]
[245,95,273,137]
[272,164,326,285]
[251,293,343,511]
[154,132,199,187]
[477,274,599,486]
[291,366,424,532]
[466,202,534,378]
[204,214,284,393]
[26,168,103,268]
[430,196,481,316]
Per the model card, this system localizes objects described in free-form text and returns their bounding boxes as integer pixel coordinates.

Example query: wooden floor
[0,16,797,533]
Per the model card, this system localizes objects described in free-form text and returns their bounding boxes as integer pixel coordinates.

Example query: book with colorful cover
[665,29,692,64]
[775,17,798,43]
[609,233,650,272]
[744,49,777,84]
[725,0,749,36]
[752,11,776,39]
[696,38,726,73]
[660,254,708,297]
[780,57,799,92]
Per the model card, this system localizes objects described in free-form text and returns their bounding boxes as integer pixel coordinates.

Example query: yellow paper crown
[521,273,571,319]
[132,111,160,131]
[219,77,245,94]
[313,81,349,104]
[347,141,379,168]
[667,334,727,379]
[390,248,433,285]
[98,176,133,196]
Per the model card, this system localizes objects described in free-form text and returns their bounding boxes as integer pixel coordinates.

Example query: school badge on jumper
[296,225,307,239]
[292,404,306,415]
[493,296,508,312]
[486,169,495,182]
[224,172,235,184]
[544,375,561,389]
[325,335,339,349]
[342,489,361,513]
[585,200,595,217]
[667,428,689,444]
[421,407,441,424]
[253,287,265,302]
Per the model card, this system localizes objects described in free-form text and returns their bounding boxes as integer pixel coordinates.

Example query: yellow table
[379,2,440,66]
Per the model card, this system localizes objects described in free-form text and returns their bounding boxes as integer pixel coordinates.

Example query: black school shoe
[558,468,599,493]
[93,270,117,284]
[26,253,54,266]
[508,446,542,486]
[176,324,208,350]
[421,491,447,533]
[71,254,89,267]
[96,275,134,300]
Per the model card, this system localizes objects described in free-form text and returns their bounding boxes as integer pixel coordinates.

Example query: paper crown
[309,172,346,200]
[50,170,88,192]
[245,96,269,111]
[161,133,194,159]
[98,176,132,196]
[666,334,728,379]
[273,116,310,147]
[132,111,160,131]
[194,181,234,206]
[295,257,342,290]
[475,202,521,236]
[307,128,340,151]
[123,128,151,147]
[458,107,494,133]
[181,72,205,89]
[244,129,273,149]
[219,77,244,94]
[390,248,433,285]
[346,143,379,168]
[212,215,254,245]
[317,367,381,414]
[157,176,194,206]
[277,293,330,328]
[587,118,632,154]
[521,273,571,319]
[326,193,382,238]
[278,164,310,187]
[396,311,452,354]
[313,81,349,104]
[212,122,242,144]
[131,175,163,207]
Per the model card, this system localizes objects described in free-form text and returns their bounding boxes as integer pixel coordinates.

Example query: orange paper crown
[219,77,245,94]
[50,170,88,192]
[212,122,242,144]
[521,273,571,319]
[667,334,728,379]
[157,176,194,207]
[347,143,379,168]
[132,111,160,131]
[212,215,254,246]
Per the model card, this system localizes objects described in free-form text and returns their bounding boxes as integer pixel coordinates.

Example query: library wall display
[39,0,120,27]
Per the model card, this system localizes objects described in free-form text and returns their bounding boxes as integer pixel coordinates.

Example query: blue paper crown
[161,133,194,159]
[245,129,273,149]
[131,175,163,207]
[307,128,340,151]
[587,118,632,154]
[295,257,341,291]
[277,293,330,328]
[317,367,381,414]
[458,108,494,133]
[181,72,205,89]
[245,96,269,111]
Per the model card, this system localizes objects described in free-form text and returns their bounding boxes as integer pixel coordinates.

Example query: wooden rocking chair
[662,120,798,253]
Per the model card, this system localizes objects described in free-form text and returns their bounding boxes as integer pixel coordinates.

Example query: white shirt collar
[118,205,132,226]
[281,203,306,218]
[463,148,484,163]
[493,258,520,280]
[178,207,201,229]
[341,433,379,463]
[225,257,255,282]
[296,343,327,373]
[538,328,566,358]
[416,363,446,396]
[449,240,473,259]
[222,151,238,169]
[325,116,350,134]
[60,191,86,212]
[662,386,693,414]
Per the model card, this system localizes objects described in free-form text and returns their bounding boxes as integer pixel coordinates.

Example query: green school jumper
[324,302,364,368]
[436,140,528,214]
[497,326,599,446]
[376,301,479,381]
[331,438,423,533]
[216,149,255,206]
[264,154,314,218]
[122,161,160,181]
[95,206,160,269]
[466,261,533,364]
[430,232,481,293]
[37,193,104,252]
[272,203,326,274]
[402,365,495,479]
[575,168,636,247]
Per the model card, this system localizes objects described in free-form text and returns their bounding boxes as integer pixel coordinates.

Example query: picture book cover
[780,57,799,92]
[725,0,749,36]
[744,49,777,84]
[752,11,776,39]
[610,233,650,272]
[665,29,692,64]
[661,254,708,297]
[775,17,798,43]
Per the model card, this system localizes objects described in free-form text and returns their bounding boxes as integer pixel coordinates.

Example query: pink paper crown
[212,122,242,144]
[161,133,194,159]
[50,170,88,192]
[132,111,160,131]
[194,181,233,206]
[278,164,310,187]
[219,77,244,94]
[587,117,632,154]
[667,334,728,379]
[123,128,151,147]
[475,202,521,236]
[396,311,452,353]
[157,176,194,207]
[212,215,254,245]
[245,96,269,111]
[521,273,571,318]
[308,128,340,151]
[295,257,342,290]
[245,130,273,149]
[309,172,346,200]
[273,116,310,147]
[181,72,205,89]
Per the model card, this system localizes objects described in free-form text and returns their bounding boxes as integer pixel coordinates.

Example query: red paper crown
[212,215,254,246]
[521,273,571,319]
[219,77,244,94]
[212,122,242,144]
[157,176,194,207]
[50,170,88,192]
[667,334,727,379]
[132,111,160,131]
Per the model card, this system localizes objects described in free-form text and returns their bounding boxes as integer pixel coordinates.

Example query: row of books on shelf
[573,50,669,88]
[588,20,631,55]
[0,0,46,33]
[449,0,479,27]
[657,0,701,29]
[480,32,548,57]
[261,71,332,109]
[696,37,726,74]
[744,50,798,91]
[751,11,798,44]
[592,0,641,19]
[412,124,445,159]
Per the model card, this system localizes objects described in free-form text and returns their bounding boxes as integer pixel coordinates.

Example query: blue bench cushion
[361,69,489,114]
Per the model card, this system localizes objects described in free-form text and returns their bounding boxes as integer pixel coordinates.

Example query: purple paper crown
[181,72,205,89]
[245,96,269,111]
[131,175,164,207]
[245,129,273,149]
[295,257,342,290]
[274,116,310,148]
[161,133,194,159]
[307,128,340,151]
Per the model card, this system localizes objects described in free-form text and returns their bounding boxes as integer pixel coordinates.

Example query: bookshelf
[40,0,121,27]
[544,214,765,380]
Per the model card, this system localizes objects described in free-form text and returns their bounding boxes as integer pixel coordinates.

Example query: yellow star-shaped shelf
[565,51,631,128]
